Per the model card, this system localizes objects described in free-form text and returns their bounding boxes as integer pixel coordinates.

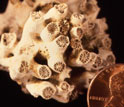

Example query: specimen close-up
[0,0,123,107]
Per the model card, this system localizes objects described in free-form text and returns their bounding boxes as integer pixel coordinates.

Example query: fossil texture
[0,0,115,103]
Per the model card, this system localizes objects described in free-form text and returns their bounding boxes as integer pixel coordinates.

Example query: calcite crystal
[0,0,115,103]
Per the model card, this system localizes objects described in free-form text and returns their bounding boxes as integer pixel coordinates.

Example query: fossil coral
[0,0,115,103]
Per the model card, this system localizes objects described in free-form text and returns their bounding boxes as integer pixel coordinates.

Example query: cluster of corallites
[0,0,115,103]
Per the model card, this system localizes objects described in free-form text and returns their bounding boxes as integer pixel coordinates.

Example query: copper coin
[87,64,124,107]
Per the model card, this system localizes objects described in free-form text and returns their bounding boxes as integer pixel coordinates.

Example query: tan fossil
[0,0,115,103]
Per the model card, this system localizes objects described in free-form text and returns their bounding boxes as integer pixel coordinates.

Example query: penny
[87,64,124,107]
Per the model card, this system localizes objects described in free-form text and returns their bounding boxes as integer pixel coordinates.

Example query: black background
[0,0,124,107]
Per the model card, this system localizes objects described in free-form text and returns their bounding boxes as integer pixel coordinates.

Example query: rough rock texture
[0,0,115,103]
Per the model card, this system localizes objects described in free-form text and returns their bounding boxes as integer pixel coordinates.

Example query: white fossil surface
[0,0,115,103]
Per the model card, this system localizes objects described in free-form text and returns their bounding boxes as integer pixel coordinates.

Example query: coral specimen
[0,0,115,103]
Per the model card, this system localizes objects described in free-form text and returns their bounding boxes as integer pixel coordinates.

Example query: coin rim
[86,64,121,107]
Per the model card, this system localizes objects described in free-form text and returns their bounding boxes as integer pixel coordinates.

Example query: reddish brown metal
[87,64,124,107]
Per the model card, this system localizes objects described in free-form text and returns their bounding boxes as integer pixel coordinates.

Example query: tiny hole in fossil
[7,53,14,58]
[35,5,42,11]
[34,52,47,65]
[3,27,10,33]
[20,0,24,2]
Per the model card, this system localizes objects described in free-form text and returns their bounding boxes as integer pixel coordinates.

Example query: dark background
[0,0,123,107]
